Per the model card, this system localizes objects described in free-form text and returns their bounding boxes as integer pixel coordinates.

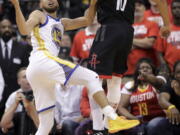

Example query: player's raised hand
[9,0,19,6]
[160,26,171,38]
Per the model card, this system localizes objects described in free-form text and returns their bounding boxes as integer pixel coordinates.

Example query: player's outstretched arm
[10,0,42,35]
[61,0,97,31]
[152,0,171,37]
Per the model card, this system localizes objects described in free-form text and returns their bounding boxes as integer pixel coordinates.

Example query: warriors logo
[51,24,62,48]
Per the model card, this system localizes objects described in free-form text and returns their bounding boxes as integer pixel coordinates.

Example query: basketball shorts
[87,22,134,79]
[26,51,102,113]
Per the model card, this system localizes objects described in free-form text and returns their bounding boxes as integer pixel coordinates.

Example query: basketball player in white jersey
[10,0,140,134]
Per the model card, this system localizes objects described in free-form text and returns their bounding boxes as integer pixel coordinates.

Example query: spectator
[156,0,180,71]
[58,33,72,60]
[144,0,164,27]
[148,60,180,135]
[0,18,31,119]
[144,0,173,27]
[0,66,4,103]
[0,67,38,135]
[70,16,99,63]
[124,0,159,83]
[54,84,84,135]
[118,58,166,135]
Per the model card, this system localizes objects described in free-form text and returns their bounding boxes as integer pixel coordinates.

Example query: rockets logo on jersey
[51,24,62,49]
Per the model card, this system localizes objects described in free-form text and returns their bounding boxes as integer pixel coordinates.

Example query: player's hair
[17,67,27,78]
[173,60,180,73]
[129,58,156,92]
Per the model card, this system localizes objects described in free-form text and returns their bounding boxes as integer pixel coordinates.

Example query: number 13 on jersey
[116,0,127,11]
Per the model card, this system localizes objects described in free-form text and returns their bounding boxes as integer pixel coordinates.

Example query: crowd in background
[0,0,179,135]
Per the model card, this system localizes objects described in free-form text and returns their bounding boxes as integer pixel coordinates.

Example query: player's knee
[83,71,99,85]
[86,74,103,97]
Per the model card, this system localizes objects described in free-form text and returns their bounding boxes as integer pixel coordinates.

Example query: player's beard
[43,6,58,13]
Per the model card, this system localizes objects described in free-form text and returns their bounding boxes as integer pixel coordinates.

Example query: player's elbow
[84,20,91,27]
[85,17,94,26]
[19,26,31,36]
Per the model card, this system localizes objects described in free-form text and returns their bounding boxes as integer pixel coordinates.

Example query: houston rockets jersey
[130,85,165,121]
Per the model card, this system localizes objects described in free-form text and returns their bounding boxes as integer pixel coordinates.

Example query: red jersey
[156,24,180,70]
[70,28,95,60]
[130,85,165,122]
[144,3,173,27]
[125,19,159,75]
[144,10,164,27]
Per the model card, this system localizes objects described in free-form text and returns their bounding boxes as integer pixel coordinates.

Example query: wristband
[168,105,176,110]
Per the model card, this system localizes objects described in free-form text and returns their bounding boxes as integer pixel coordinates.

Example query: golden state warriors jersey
[31,15,64,56]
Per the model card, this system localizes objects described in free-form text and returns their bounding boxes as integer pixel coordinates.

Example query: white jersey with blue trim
[31,15,64,56]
